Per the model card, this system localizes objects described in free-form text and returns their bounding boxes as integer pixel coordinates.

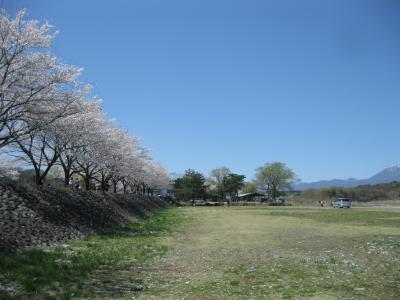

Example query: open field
[1,206,399,299]
[352,199,400,208]
[290,199,400,208]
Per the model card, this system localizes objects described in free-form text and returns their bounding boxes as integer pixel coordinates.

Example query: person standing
[74,178,80,191]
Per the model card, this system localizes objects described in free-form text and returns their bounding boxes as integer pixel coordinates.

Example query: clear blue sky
[4,0,400,182]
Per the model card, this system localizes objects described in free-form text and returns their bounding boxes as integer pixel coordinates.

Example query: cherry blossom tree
[0,10,171,191]
[12,93,88,185]
[56,99,107,186]
[0,10,82,148]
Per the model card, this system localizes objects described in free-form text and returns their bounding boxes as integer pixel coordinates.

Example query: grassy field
[1,206,399,299]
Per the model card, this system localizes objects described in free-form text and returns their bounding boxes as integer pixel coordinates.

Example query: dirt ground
[1,206,399,299]
[132,206,400,299]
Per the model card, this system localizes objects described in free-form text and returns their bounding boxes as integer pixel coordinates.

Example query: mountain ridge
[295,165,400,190]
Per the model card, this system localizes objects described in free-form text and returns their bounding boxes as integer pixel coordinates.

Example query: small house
[237,192,265,202]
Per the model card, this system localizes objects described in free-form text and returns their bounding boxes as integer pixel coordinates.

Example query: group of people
[69,178,81,191]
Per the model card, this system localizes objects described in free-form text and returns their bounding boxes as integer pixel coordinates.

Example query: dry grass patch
[136,206,400,300]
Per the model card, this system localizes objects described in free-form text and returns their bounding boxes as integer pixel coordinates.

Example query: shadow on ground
[0,209,180,300]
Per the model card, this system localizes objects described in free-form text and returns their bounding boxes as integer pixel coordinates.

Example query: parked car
[192,199,207,206]
[332,198,351,208]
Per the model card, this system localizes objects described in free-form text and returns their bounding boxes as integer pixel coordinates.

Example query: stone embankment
[0,180,169,252]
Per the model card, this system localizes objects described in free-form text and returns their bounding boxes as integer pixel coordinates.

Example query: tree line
[292,182,400,203]
[0,10,170,193]
[173,162,297,202]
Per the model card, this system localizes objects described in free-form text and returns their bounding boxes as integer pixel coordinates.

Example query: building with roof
[237,192,266,202]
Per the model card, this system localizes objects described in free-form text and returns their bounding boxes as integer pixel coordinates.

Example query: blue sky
[4,0,400,182]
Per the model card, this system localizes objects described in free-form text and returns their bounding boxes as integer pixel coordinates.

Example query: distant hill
[295,165,400,190]
[367,165,400,184]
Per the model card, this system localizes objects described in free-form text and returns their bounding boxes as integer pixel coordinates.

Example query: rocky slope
[0,180,169,252]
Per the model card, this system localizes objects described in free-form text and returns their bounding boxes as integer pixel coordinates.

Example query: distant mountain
[295,178,361,190]
[295,165,400,190]
[366,165,400,184]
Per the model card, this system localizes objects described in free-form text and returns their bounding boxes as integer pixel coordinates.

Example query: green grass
[0,209,182,300]
[1,206,399,299]
[266,207,400,227]
[135,206,400,300]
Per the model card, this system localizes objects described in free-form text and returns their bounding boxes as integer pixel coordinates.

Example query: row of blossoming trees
[0,10,171,194]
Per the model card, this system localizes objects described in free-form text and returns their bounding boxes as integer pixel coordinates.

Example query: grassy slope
[0,209,183,300]
[1,206,399,299]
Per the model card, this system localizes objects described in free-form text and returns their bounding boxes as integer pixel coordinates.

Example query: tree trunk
[64,174,70,187]
[84,176,91,190]
[35,168,43,186]
[60,156,74,187]
[100,173,108,191]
